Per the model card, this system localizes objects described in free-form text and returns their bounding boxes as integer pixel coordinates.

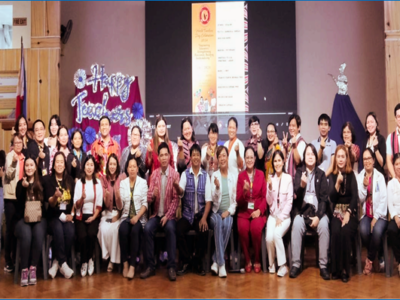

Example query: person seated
[357,148,388,275]
[289,144,330,280]
[140,142,180,281]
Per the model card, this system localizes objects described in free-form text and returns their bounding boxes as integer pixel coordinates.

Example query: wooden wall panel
[0,1,60,152]
[385,1,400,32]
[385,2,400,133]
[46,2,61,37]
[31,1,46,37]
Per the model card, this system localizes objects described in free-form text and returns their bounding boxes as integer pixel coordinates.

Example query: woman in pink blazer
[266,150,293,277]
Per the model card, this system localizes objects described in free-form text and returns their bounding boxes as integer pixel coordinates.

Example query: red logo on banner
[199,6,211,25]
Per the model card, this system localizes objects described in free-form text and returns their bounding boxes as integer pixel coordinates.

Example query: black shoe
[4,264,15,273]
[289,266,301,278]
[320,268,330,280]
[140,267,155,279]
[331,272,340,280]
[177,263,191,276]
[195,264,206,276]
[168,268,176,281]
[341,272,349,283]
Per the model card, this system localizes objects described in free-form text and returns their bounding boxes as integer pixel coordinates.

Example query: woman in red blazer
[237,146,267,273]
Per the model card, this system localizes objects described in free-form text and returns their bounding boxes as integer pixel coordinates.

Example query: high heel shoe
[254,263,261,273]
[245,263,252,273]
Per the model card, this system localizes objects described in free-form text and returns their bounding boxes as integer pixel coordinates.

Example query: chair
[46,234,77,275]
[14,239,48,284]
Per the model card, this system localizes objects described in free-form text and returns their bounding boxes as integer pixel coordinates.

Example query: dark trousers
[330,216,358,276]
[387,219,400,262]
[48,218,75,265]
[176,214,209,266]
[4,200,17,266]
[75,214,100,264]
[119,219,143,267]
[15,218,47,269]
[144,216,176,270]
[360,216,388,261]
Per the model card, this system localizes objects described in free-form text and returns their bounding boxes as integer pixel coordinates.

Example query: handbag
[24,195,42,223]
[299,203,316,226]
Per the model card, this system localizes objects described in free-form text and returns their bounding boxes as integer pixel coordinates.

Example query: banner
[71,64,143,152]
[192,2,248,113]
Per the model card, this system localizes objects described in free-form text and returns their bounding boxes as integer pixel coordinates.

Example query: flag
[15,39,27,120]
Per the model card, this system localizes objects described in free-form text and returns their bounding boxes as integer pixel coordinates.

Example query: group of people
[1,105,400,287]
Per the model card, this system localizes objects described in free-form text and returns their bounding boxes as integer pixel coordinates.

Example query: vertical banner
[192,2,247,114]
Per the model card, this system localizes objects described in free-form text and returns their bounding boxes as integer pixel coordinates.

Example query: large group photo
[0,1,399,299]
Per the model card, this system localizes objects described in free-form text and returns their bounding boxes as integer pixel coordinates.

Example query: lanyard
[249,170,255,200]
[277,177,282,209]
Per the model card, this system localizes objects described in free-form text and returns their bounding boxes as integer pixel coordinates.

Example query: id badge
[42,168,47,176]
[248,202,255,210]
[60,203,66,210]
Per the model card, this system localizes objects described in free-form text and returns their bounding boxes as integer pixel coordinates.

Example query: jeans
[387,219,400,262]
[144,216,176,270]
[15,218,47,269]
[48,217,75,265]
[209,211,233,266]
[291,215,330,269]
[360,216,388,261]
[119,219,143,267]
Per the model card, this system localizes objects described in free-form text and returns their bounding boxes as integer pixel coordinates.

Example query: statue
[328,63,348,95]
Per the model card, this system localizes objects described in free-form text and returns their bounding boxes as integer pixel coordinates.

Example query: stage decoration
[128,118,152,147]
[74,69,87,89]
[329,63,364,172]
[132,103,144,120]
[71,63,144,150]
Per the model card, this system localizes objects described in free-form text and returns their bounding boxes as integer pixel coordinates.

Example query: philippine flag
[15,40,27,120]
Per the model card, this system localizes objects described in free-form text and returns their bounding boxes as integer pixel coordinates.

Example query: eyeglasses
[363,157,373,161]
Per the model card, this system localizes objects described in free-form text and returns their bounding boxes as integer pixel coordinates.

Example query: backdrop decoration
[329,63,365,171]
[71,64,143,150]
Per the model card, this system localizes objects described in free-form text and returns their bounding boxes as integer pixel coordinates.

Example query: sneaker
[81,263,88,277]
[211,262,218,275]
[4,264,14,273]
[48,259,59,279]
[20,268,29,287]
[218,265,227,278]
[88,258,94,276]
[277,265,288,277]
[60,262,74,279]
[363,258,373,275]
[28,266,37,285]
[269,263,276,274]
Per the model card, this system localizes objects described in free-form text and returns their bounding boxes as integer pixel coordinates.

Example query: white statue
[328,63,348,95]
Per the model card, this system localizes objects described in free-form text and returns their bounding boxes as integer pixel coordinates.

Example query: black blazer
[293,164,329,220]
[43,174,75,219]
[27,139,50,176]
[66,151,87,180]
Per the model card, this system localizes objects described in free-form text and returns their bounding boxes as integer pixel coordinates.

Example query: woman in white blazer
[357,148,387,275]
[387,153,400,276]
[3,134,25,271]
[209,146,237,278]
[119,156,148,279]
